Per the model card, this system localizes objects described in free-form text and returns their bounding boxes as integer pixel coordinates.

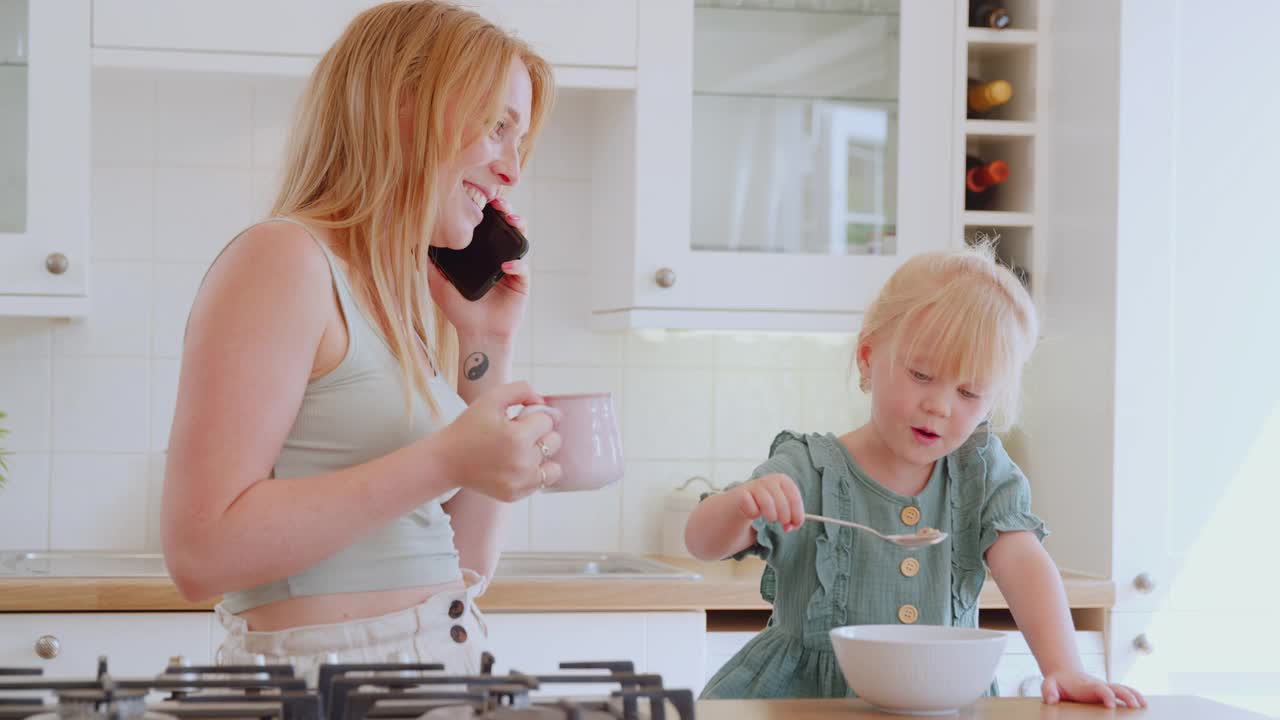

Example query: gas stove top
[0,656,695,720]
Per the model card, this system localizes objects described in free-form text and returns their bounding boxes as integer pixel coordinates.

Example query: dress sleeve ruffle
[945,424,1050,626]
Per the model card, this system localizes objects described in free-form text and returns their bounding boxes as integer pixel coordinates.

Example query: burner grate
[0,656,695,720]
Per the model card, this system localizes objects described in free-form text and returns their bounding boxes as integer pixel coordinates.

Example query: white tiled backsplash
[0,69,867,555]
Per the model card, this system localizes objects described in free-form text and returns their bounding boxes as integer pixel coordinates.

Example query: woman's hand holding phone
[428,197,531,342]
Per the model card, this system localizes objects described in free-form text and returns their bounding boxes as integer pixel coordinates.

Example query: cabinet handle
[1018,675,1043,697]
[45,253,69,275]
[34,635,60,659]
[654,267,677,288]
[1132,633,1154,655]
[1133,573,1155,593]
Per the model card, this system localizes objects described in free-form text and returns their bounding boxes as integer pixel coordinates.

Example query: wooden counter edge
[694,696,1271,720]
[0,577,216,612]
[0,561,1114,613]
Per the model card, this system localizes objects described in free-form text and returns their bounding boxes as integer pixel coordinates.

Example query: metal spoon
[804,513,948,550]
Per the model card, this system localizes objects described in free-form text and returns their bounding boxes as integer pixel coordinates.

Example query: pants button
[448,600,465,619]
[450,625,468,644]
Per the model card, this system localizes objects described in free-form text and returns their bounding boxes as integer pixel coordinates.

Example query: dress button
[448,600,465,619]
[898,604,919,624]
[900,506,921,526]
[899,557,920,578]
[450,625,468,644]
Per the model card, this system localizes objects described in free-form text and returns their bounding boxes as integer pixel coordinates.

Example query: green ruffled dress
[700,426,1048,699]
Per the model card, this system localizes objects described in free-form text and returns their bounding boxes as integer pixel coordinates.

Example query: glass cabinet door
[0,0,89,310]
[0,0,27,235]
[691,0,901,258]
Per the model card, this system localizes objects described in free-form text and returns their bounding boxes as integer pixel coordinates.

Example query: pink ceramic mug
[521,393,624,492]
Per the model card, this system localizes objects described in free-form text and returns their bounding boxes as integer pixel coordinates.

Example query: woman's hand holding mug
[434,381,563,501]
[513,392,624,493]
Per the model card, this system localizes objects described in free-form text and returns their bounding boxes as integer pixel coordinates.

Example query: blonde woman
[685,244,1146,708]
[161,1,559,681]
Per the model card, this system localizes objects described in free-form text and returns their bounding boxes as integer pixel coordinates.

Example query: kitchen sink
[0,550,700,581]
[493,553,700,581]
[0,551,170,577]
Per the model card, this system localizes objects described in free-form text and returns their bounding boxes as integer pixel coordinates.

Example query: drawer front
[0,613,212,677]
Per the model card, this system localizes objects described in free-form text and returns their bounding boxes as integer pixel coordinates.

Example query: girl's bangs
[891,284,1020,394]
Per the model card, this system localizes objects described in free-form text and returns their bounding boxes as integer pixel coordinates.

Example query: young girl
[685,245,1145,709]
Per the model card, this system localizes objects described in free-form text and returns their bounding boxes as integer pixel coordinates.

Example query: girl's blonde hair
[272,1,555,417]
[856,242,1039,430]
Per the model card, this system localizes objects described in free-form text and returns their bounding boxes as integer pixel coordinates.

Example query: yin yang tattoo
[464,352,490,381]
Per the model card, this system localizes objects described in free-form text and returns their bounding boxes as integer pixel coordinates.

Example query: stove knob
[34,635,60,660]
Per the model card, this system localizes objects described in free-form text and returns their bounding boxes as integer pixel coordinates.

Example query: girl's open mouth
[912,426,940,444]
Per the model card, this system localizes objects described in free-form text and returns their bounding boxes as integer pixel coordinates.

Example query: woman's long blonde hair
[856,242,1039,430]
[272,1,555,417]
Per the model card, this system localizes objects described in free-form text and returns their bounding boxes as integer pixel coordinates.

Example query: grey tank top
[219,217,466,614]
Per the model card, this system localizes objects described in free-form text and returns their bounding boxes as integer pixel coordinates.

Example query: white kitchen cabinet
[92,1,361,59]
[991,629,1106,698]
[215,610,706,694]
[1097,6,1280,712]
[0,613,213,677]
[454,1,637,69]
[589,0,956,332]
[1109,611,1280,716]
[704,630,755,685]
[90,0,637,88]
[0,0,91,317]
[484,611,706,696]
[1005,0,1280,711]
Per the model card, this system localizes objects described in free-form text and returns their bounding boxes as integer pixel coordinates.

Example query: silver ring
[536,440,551,459]
[537,466,547,489]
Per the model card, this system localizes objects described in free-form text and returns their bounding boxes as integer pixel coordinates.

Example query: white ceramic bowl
[829,624,1008,716]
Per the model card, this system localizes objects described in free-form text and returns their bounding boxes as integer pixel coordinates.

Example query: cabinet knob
[1133,573,1155,593]
[1132,633,1154,655]
[45,252,69,275]
[654,267,677,288]
[34,635,60,659]
[1018,675,1043,697]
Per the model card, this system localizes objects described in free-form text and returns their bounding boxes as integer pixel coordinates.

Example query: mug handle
[509,403,563,424]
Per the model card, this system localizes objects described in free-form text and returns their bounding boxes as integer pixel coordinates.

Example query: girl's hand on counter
[1042,670,1147,709]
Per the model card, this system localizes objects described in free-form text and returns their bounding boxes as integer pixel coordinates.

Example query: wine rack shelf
[956,0,1049,296]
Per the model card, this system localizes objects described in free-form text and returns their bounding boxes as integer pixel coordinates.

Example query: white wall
[0,68,868,556]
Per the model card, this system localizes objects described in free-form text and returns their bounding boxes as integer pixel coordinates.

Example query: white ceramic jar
[660,476,721,558]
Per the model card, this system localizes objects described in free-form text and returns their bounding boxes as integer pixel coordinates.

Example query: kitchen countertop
[696,696,1270,719]
[0,555,1114,613]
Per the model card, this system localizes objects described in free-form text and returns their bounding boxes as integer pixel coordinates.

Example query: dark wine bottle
[965,155,1009,210]
[970,1,1011,29]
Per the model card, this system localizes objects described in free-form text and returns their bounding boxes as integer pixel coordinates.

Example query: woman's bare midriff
[237,579,468,632]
